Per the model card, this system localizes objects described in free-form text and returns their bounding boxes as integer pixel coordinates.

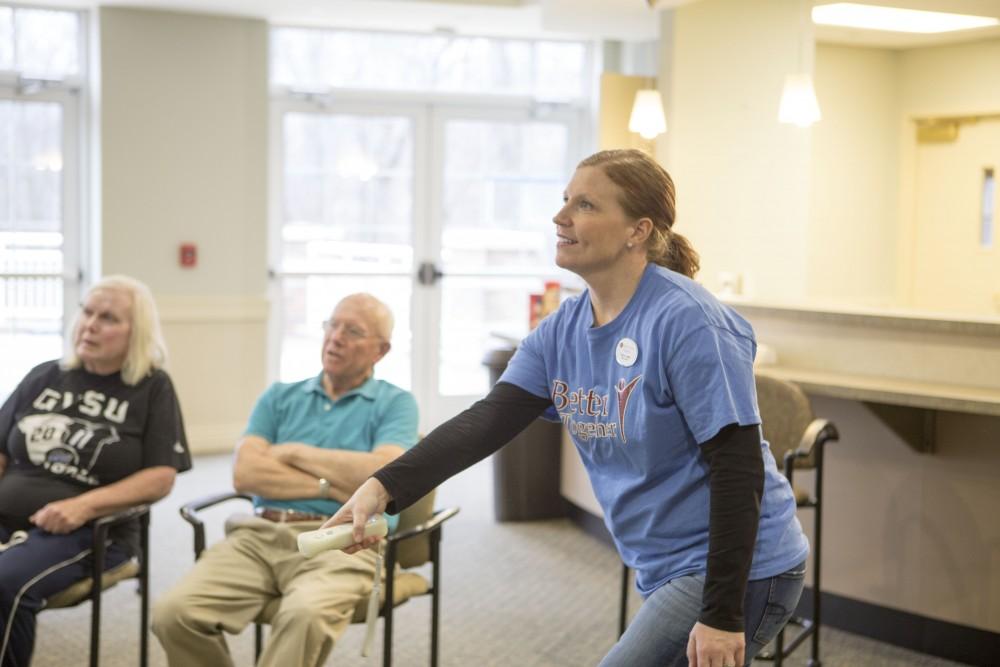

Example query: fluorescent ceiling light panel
[812,3,999,34]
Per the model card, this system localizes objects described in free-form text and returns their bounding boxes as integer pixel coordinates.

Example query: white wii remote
[297,515,388,558]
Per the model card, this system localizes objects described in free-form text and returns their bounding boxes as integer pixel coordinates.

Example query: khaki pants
[152,516,382,667]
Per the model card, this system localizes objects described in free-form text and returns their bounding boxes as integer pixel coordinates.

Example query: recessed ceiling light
[812,3,999,34]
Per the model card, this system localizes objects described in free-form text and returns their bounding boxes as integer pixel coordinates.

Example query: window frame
[0,3,88,359]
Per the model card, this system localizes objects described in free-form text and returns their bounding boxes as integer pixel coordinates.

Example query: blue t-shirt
[501,264,809,595]
[244,373,418,531]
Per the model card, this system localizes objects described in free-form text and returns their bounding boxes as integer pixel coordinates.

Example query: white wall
[666,0,813,302]
[100,8,270,452]
[809,44,900,306]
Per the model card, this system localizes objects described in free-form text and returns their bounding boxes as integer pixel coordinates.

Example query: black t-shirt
[0,360,192,553]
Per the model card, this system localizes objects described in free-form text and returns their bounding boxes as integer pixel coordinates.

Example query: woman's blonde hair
[63,274,168,385]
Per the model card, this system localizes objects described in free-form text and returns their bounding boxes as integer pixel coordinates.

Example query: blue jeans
[600,561,807,667]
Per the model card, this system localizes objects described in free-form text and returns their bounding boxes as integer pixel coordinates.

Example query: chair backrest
[394,489,436,569]
[755,374,816,469]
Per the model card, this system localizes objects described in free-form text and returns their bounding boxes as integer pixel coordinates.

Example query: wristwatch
[318,477,332,498]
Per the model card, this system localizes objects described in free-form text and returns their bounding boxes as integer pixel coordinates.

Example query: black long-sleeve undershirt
[373,381,764,632]
[375,381,550,513]
[698,422,764,631]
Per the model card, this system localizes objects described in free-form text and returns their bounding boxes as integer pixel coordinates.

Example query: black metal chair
[753,373,838,666]
[44,504,151,667]
[180,491,458,667]
[618,374,838,667]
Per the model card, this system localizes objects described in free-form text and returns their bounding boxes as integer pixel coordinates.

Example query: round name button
[615,337,639,367]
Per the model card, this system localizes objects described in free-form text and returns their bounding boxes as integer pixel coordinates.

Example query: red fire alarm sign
[179,243,197,268]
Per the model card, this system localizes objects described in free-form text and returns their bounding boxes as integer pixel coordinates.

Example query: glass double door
[273,100,581,429]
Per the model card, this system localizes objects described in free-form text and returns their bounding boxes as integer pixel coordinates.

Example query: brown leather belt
[255,507,327,523]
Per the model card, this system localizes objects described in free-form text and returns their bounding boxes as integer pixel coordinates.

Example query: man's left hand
[686,621,744,667]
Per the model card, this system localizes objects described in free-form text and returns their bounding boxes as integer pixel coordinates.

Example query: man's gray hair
[340,293,394,341]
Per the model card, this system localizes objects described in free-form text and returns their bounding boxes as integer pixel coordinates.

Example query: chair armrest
[783,418,839,484]
[386,507,460,544]
[794,418,839,459]
[92,504,151,552]
[93,503,151,530]
[89,504,151,589]
[179,492,253,559]
[180,492,253,525]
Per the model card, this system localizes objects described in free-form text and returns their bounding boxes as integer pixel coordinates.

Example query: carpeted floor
[32,454,970,666]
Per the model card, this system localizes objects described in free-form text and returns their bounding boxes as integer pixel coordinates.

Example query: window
[0,6,81,78]
[277,111,416,388]
[270,27,591,423]
[271,27,589,101]
[0,5,84,401]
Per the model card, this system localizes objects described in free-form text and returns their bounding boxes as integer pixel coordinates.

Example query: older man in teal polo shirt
[153,293,418,667]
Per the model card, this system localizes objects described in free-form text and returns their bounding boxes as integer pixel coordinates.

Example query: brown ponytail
[659,228,700,280]
[578,149,700,278]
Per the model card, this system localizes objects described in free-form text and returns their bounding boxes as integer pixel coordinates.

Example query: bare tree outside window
[271,27,587,100]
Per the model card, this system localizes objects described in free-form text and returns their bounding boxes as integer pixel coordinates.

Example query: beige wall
[598,73,656,151]
[772,34,1000,634]
[898,38,1000,313]
[100,8,270,452]
[664,9,999,314]
[899,38,1000,117]
[814,398,1000,633]
[806,37,1000,312]
[810,45,900,306]
[666,0,813,301]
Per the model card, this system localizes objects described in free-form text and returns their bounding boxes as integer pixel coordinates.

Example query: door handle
[416,261,444,286]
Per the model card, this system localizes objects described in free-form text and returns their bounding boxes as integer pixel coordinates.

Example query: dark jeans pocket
[747,562,807,657]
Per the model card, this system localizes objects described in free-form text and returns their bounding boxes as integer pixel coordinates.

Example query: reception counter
[733,300,1000,455]
[559,299,1000,663]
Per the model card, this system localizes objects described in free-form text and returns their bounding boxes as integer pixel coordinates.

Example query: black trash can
[483,347,568,522]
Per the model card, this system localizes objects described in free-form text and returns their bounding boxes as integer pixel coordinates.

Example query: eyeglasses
[321,320,374,341]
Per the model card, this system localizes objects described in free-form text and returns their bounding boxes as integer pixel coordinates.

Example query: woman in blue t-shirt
[327,149,808,667]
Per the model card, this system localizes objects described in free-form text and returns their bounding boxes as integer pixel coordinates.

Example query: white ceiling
[21,0,663,40]
[15,0,1000,47]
